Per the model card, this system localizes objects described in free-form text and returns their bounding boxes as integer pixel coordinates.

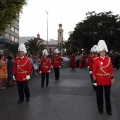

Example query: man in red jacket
[13,43,31,103]
[52,48,61,80]
[39,49,51,88]
[92,40,115,115]
[88,45,98,91]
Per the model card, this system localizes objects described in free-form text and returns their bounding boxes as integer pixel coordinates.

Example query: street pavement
[0,67,120,120]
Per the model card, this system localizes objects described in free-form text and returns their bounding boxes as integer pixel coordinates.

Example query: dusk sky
[19,0,120,40]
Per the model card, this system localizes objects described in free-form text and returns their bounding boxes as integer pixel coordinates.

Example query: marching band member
[88,45,98,91]
[39,49,51,88]
[52,49,61,80]
[13,43,31,103]
[70,53,76,70]
[92,40,115,115]
[79,52,87,69]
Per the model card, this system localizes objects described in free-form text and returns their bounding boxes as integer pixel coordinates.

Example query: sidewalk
[0,68,119,120]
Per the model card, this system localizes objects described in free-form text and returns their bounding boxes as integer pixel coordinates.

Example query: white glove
[13,75,16,81]
[59,66,61,68]
[51,66,53,68]
[111,78,115,84]
[88,66,89,69]
[89,71,92,74]
[39,71,41,74]
[93,80,97,86]
[26,75,30,80]
[93,83,97,86]
[48,70,51,73]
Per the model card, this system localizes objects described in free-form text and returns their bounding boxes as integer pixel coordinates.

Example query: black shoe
[99,111,103,114]
[17,99,24,104]
[107,112,112,115]
[26,98,29,102]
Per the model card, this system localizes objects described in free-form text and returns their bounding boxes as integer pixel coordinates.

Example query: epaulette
[93,57,99,61]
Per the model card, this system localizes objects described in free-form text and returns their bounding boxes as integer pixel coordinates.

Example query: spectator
[0,54,8,89]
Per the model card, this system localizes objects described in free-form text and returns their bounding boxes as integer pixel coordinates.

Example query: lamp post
[45,11,48,51]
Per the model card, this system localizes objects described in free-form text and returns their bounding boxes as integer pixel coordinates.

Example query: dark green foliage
[68,11,120,53]
[25,39,45,55]
[0,0,27,33]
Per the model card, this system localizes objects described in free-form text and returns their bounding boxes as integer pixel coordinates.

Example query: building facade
[0,18,19,52]
[19,23,64,56]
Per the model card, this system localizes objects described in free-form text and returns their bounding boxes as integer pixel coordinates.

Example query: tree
[25,39,44,55]
[7,43,19,55]
[68,11,120,53]
[0,0,27,33]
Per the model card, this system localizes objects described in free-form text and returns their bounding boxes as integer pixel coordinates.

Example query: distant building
[19,36,35,43]
[19,23,64,56]
[0,18,19,52]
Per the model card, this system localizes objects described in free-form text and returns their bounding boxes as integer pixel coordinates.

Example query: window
[5,33,10,39]
[0,34,3,38]
[15,28,19,34]
[15,37,18,42]
[11,26,14,32]
[14,20,19,25]
[60,32,61,36]
[11,36,15,41]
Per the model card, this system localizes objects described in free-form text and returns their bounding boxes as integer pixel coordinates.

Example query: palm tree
[7,43,19,55]
[25,39,44,55]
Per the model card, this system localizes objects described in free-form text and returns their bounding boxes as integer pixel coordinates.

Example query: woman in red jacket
[92,40,115,115]
[40,49,51,88]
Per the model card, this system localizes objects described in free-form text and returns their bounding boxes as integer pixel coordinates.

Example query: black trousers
[96,85,111,113]
[54,67,60,80]
[41,73,49,86]
[17,81,30,100]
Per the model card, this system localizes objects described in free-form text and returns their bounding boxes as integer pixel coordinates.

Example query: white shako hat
[92,45,98,52]
[90,47,93,53]
[42,49,48,56]
[97,40,108,53]
[54,48,60,53]
[18,43,27,53]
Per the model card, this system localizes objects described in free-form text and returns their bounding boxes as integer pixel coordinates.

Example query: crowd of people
[0,40,119,116]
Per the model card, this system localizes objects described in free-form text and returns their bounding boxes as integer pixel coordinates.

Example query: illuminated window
[11,36,15,41]
[15,37,18,42]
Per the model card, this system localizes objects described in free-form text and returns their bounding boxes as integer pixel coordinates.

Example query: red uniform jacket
[70,55,76,68]
[87,54,91,67]
[92,56,113,85]
[40,57,51,73]
[89,55,95,71]
[52,55,61,68]
[13,56,31,81]
[79,54,86,68]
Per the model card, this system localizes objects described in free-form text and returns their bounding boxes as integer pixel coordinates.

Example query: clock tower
[57,23,63,55]
[58,23,63,44]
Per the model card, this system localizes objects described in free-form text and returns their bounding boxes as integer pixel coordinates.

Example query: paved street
[0,68,120,120]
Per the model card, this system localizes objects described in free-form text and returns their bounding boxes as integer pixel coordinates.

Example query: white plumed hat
[92,45,98,52]
[42,49,48,56]
[18,43,27,53]
[90,47,93,53]
[97,40,108,53]
[54,48,60,53]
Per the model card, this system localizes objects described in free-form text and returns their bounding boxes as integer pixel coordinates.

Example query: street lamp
[45,11,48,51]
